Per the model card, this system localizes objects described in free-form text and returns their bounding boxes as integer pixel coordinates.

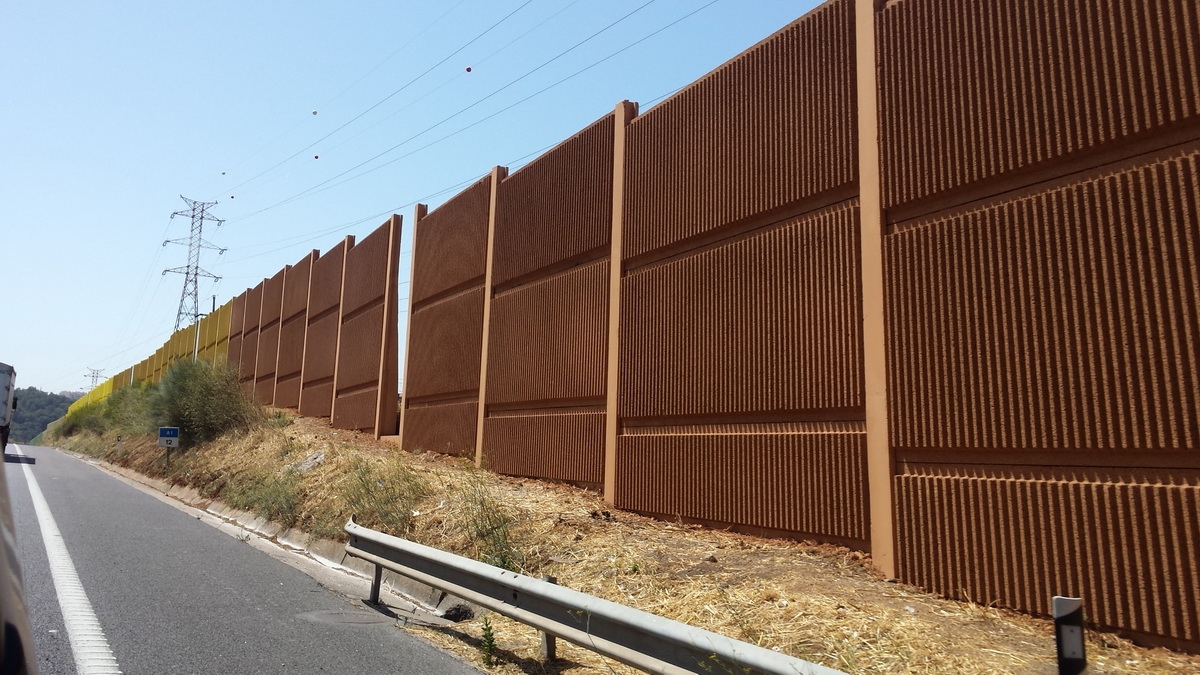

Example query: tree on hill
[10,387,74,443]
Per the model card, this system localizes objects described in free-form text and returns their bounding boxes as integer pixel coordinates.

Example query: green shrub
[152,360,259,445]
[343,458,427,536]
[479,617,497,666]
[462,474,521,572]
[103,384,156,435]
[59,402,107,437]
[224,470,302,527]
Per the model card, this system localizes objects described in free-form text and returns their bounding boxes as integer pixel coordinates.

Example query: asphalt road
[4,443,480,674]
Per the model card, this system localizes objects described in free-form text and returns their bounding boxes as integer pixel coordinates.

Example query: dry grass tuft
[58,412,1200,674]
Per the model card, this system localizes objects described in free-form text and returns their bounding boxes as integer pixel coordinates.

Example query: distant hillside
[10,387,74,443]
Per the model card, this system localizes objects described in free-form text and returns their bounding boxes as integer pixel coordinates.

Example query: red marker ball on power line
[465,66,472,73]
[314,155,319,159]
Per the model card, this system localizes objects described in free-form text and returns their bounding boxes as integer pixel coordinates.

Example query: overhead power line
[230,0,717,222]
[211,0,537,204]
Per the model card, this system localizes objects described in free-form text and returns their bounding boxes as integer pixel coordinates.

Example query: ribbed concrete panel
[402,401,478,457]
[620,201,863,419]
[482,411,604,484]
[255,267,286,405]
[411,177,491,305]
[214,300,231,363]
[486,260,607,405]
[878,0,1200,210]
[493,115,613,286]
[616,424,868,542]
[623,0,855,260]
[276,251,315,408]
[886,149,1200,451]
[405,288,485,400]
[896,465,1200,646]
[299,238,351,419]
[227,292,246,374]
[239,282,263,388]
[333,218,400,435]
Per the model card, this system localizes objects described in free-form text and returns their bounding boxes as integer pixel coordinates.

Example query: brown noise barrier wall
[239,282,263,389]
[299,237,352,419]
[410,178,491,304]
[886,152,1200,452]
[622,0,856,262]
[383,0,1200,648]
[880,0,1200,649]
[888,148,1200,646]
[214,301,231,362]
[491,115,614,287]
[274,251,316,409]
[332,217,400,436]
[227,292,246,371]
[878,0,1200,217]
[481,115,614,484]
[615,0,864,545]
[402,178,492,456]
[255,267,286,404]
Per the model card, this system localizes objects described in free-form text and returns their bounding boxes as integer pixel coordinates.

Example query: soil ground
[56,412,1200,674]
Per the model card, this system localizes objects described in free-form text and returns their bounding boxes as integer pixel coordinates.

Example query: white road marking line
[14,445,122,675]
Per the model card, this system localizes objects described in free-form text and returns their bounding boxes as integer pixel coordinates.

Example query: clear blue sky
[2,0,818,395]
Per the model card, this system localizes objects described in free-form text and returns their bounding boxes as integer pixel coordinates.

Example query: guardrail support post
[370,564,383,605]
[539,575,558,661]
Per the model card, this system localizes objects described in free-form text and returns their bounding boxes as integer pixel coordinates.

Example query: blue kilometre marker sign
[157,427,180,448]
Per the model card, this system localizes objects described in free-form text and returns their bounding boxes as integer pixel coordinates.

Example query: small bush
[103,384,155,435]
[479,617,497,667]
[59,402,107,437]
[461,474,522,572]
[343,458,427,536]
[152,360,259,445]
[224,469,302,527]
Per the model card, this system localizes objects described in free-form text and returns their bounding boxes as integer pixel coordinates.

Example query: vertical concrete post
[855,0,895,578]
[475,166,509,467]
[398,204,428,446]
[274,266,290,404]
[604,100,638,506]
[298,257,316,412]
[374,214,403,438]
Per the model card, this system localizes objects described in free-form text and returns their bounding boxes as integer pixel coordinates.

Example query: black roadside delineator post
[1053,596,1086,675]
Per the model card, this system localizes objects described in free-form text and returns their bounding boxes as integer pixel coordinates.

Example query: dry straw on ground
[63,412,1200,674]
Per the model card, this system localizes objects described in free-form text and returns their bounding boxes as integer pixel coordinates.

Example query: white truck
[0,362,14,449]
[0,361,33,672]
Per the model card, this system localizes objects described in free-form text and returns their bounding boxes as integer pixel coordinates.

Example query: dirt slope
[61,413,1200,674]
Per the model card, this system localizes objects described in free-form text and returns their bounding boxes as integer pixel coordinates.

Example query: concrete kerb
[74,452,484,626]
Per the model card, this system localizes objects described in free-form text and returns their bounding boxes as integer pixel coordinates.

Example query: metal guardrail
[345,519,845,675]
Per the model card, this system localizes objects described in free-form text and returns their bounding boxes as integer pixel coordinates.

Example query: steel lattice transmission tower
[163,196,226,330]
[86,368,104,388]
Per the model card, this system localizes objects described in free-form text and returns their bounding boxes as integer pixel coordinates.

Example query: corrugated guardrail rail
[345,519,845,675]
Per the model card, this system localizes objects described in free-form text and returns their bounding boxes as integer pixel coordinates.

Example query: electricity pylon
[164,196,225,331]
